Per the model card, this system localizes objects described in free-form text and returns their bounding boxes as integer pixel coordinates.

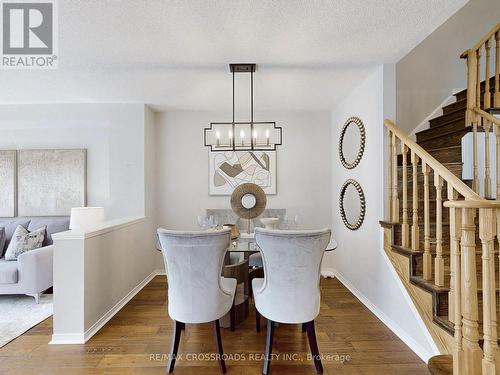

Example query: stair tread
[427,145,462,152]
[416,120,467,138]
[417,128,471,144]
[410,275,450,293]
[391,244,423,256]
[441,100,467,114]
[442,97,466,110]
[433,315,454,335]
[427,113,465,128]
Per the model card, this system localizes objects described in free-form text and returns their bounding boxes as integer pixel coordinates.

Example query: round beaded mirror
[339,116,366,169]
[339,179,366,230]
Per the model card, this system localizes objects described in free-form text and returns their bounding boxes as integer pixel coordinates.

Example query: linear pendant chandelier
[204,63,282,152]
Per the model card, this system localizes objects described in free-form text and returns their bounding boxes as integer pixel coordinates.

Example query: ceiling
[0,0,468,110]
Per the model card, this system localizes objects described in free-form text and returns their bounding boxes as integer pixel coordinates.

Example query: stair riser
[429,110,465,128]
[454,76,496,101]
[425,147,462,164]
[418,129,469,150]
[417,119,466,142]
[442,99,466,115]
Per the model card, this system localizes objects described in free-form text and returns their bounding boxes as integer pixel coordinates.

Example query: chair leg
[263,320,274,375]
[168,320,183,373]
[256,308,261,332]
[213,319,227,374]
[230,303,236,331]
[301,323,306,333]
[305,320,323,374]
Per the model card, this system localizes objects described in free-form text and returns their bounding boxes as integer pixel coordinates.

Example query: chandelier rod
[251,71,254,150]
[232,70,235,151]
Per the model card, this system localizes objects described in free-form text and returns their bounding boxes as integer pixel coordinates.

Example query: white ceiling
[0,0,468,110]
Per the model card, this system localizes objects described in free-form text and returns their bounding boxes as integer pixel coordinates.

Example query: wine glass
[208,215,218,230]
[197,214,208,229]
[294,214,301,229]
[281,214,289,230]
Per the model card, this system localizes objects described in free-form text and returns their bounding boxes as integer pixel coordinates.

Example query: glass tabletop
[227,235,337,253]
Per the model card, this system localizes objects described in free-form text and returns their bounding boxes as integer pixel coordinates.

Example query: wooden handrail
[461,23,500,58]
[384,119,481,200]
[474,107,500,126]
[444,199,500,209]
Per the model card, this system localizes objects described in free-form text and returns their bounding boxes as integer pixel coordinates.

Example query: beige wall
[396,0,500,133]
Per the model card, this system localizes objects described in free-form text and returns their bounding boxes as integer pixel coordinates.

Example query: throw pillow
[0,227,5,257]
[4,225,46,261]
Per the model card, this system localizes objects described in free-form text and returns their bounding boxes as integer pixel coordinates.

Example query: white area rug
[0,294,53,348]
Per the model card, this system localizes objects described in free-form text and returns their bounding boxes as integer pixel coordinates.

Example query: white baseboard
[49,333,85,345]
[377,230,440,357]
[50,269,162,345]
[332,269,436,363]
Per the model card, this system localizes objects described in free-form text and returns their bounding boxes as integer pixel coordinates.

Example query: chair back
[254,228,331,323]
[157,229,232,323]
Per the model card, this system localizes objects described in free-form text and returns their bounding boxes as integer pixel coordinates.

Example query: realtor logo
[1,0,58,69]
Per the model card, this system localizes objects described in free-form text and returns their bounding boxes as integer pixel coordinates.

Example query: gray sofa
[0,217,69,302]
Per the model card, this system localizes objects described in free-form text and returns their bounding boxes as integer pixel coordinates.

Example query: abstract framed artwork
[0,150,17,217]
[209,151,276,195]
[17,149,87,216]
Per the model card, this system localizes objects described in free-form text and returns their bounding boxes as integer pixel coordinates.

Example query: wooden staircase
[381,23,500,375]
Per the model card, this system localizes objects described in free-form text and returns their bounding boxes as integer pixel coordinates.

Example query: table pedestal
[220,257,249,329]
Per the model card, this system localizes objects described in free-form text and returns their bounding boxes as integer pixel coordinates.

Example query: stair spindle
[495,31,500,107]
[477,48,482,111]
[434,174,444,286]
[465,51,479,193]
[388,130,393,221]
[466,50,478,127]
[422,162,432,280]
[496,124,500,199]
[484,121,492,199]
[401,143,409,247]
[484,39,491,110]
[460,207,482,375]
[479,208,499,374]
[392,133,399,223]
[473,122,480,194]
[474,48,482,195]
[411,151,420,250]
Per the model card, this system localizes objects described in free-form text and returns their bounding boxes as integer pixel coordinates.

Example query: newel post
[479,208,499,374]
[448,192,463,375]
[460,207,482,375]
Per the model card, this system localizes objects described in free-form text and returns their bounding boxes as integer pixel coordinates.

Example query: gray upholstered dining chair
[252,228,331,375]
[157,228,237,374]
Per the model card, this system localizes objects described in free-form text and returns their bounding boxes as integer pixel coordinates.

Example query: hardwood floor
[0,276,429,374]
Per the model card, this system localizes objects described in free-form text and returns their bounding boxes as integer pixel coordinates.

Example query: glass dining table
[220,234,337,330]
